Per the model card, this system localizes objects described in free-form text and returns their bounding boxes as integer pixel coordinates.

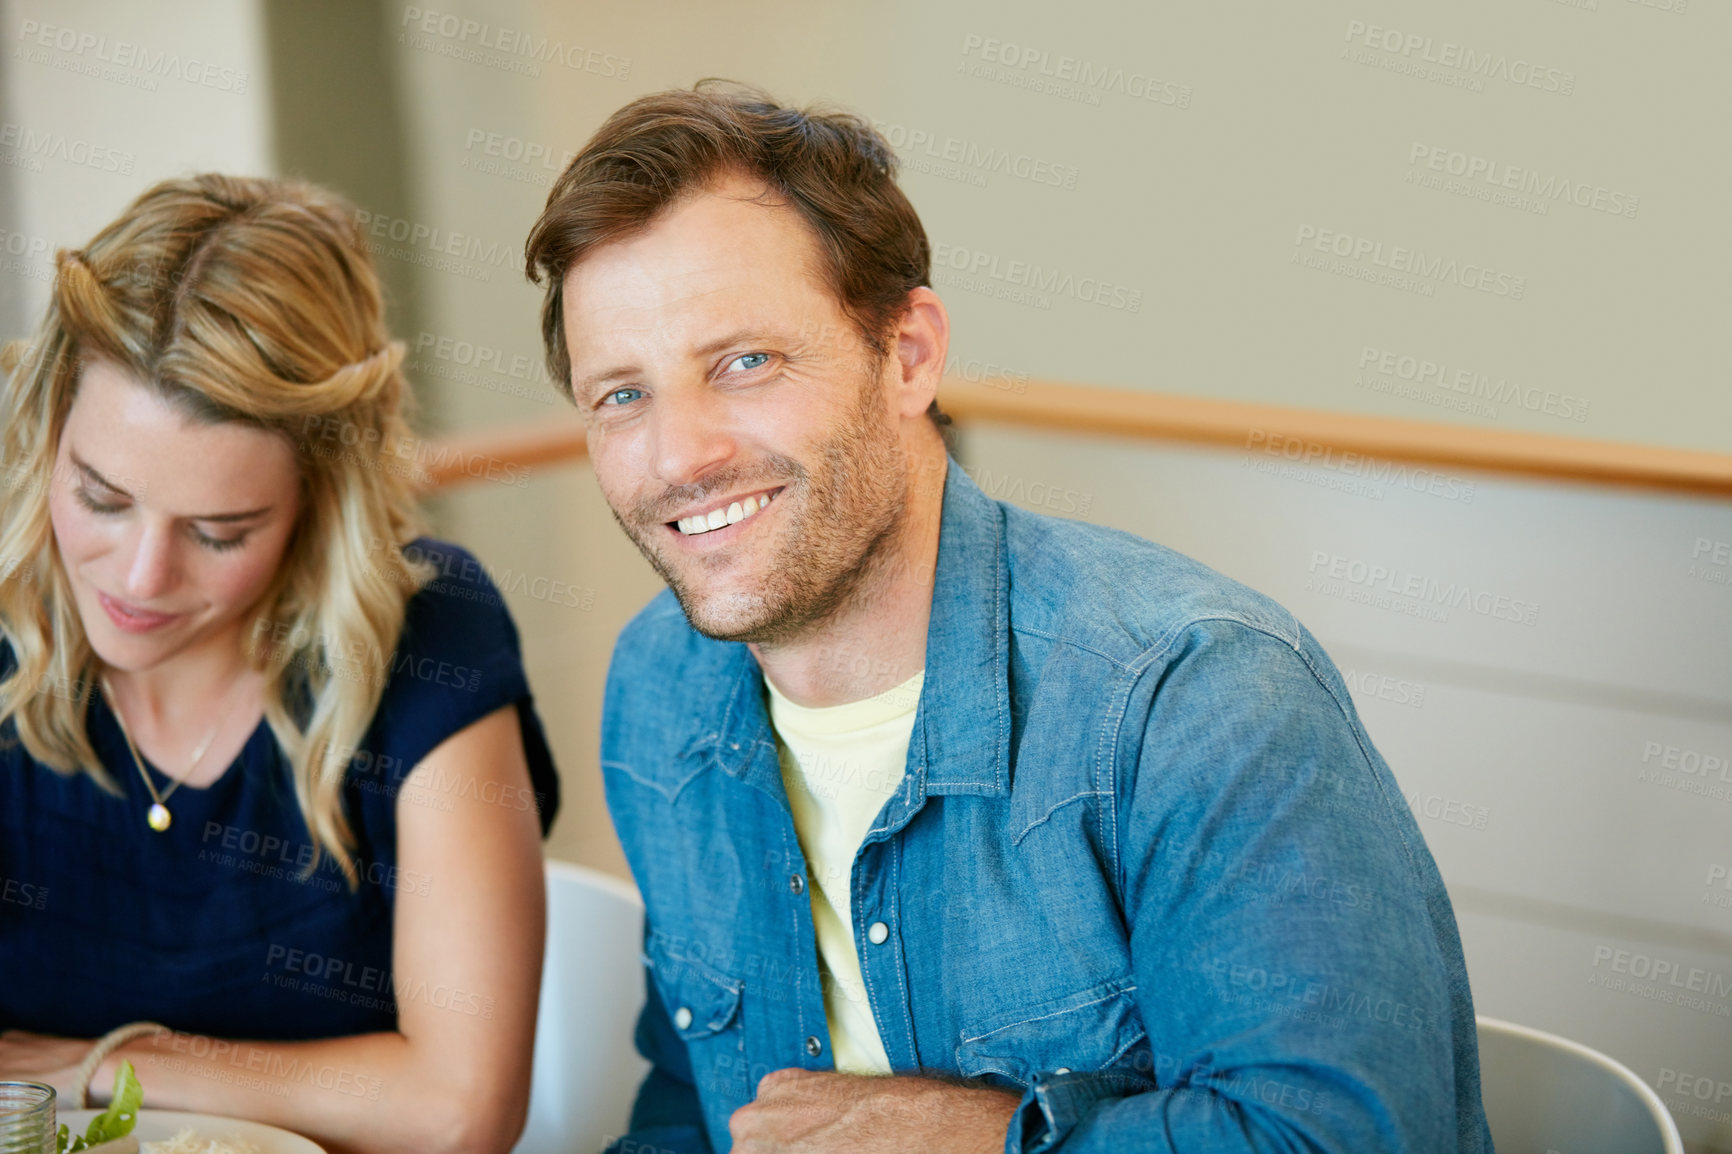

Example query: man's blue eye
[604,387,643,406]
[730,352,770,372]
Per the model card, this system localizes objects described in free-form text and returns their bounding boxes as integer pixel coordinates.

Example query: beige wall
[390,0,1732,454]
[0,0,272,325]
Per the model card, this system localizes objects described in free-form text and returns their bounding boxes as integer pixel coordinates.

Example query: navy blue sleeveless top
[0,539,560,1039]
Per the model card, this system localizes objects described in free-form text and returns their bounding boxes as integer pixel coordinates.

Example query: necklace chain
[100,674,243,832]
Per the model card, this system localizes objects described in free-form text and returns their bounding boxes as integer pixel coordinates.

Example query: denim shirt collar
[911,459,1012,797]
[698,458,1012,802]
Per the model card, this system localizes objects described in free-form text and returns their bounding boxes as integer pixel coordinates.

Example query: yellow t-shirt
[765,669,924,1075]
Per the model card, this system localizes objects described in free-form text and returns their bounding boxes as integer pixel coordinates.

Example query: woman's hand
[0,1029,93,1104]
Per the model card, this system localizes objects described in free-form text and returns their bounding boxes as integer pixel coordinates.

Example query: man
[526,82,1492,1154]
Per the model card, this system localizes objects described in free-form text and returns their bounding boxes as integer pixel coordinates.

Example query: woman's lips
[97,590,181,633]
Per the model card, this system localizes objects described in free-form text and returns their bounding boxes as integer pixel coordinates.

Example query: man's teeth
[676,492,773,536]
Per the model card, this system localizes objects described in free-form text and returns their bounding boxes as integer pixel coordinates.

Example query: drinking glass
[0,1082,55,1154]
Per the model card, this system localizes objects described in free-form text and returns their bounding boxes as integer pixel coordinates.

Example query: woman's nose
[121,523,179,602]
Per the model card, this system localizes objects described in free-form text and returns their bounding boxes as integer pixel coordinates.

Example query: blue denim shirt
[600,462,1492,1154]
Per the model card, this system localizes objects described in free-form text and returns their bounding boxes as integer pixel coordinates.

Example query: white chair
[1476,1016,1684,1154]
[513,860,651,1154]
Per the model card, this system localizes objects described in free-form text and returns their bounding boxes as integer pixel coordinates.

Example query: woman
[0,175,558,1154]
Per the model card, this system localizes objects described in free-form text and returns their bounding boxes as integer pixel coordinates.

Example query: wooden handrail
[418,377,1732,497]
[418,416,589,488]
[941,380,1732,496]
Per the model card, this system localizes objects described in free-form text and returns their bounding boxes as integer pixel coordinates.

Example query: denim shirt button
[789,874,805,895]
[1053,1066,1072,1076]
[867,921,889,944]
[673,1006,693,1030]
[805,1035,823,1057]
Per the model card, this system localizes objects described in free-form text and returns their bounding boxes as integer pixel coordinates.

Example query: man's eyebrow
[69,451,273,522]
[689,328,783,360]
[574,363,640,398]
[574,327,788,396]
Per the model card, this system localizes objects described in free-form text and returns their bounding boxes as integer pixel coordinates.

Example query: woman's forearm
[93,1028,523,1154]
[78,710,547,1154]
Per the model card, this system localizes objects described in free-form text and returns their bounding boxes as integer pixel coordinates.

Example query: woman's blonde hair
[0,173,433,885]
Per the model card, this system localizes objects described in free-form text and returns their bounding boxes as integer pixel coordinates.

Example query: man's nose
[650,385,738,489]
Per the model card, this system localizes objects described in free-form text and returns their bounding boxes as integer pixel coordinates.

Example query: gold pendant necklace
[100,676,231,832]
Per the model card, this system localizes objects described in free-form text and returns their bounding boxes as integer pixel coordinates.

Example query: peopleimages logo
[1705,863,1732,910]
[869,119,1081,191]
[1341,20,1576,95]
[412,331,557,388]
[353,210,523,274]
[1687,537,1731,588]
[1641,741,1731,783]
[1294,225,1526,299]
[0,122,134,175]
[459,127,574,189]
[931,241,1143,312]
[958,33,1193,108]
[1407,144,1638,219]
[15,19,250,93]
[1358,346,1589,422]
[399,7,631,79]
[1305,551,1540,627]
[1341,668,1427,709]
[409,330,562,406]
[1655,1069,1732,1129]
[1590,945,1732,1017]
[0,226,54,283]
[1404,792,1489,831]
[0,875,47,911]
[1638,740,1732,804]
[1245,430,1477,503]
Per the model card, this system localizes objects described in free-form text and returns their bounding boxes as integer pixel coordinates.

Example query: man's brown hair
[525,79,947,428]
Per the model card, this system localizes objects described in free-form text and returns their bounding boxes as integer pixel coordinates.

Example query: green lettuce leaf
[82,1060,144,1143]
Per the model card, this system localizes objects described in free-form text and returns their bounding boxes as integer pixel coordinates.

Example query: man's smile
[668,486,784,537]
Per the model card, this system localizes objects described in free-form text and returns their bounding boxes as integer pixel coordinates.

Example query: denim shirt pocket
[955,975,1149,1090]
[644,937,752,1108]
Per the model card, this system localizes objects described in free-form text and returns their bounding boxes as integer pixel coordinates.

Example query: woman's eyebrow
[69,452,133,498]
[187,504,275,523]
[68,450,273,522]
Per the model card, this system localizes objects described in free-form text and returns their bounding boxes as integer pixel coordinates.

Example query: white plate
[59,1109,326,1153]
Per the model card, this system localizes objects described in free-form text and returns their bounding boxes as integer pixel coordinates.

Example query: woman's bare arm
[79,704,548,1154]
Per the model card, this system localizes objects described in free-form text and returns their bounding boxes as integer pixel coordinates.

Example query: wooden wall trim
[941,379,1732,497]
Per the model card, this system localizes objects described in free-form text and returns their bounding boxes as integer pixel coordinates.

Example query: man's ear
[889,287,949,421]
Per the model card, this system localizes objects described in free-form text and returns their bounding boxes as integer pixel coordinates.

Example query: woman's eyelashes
[75,486,249,552]
[73,486,125,515]
[192,528,249,552]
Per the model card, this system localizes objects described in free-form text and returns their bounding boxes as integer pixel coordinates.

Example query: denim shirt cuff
[1005,1071,1149,1154]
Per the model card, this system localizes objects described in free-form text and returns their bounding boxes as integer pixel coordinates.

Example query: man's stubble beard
[610,371,911,646]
